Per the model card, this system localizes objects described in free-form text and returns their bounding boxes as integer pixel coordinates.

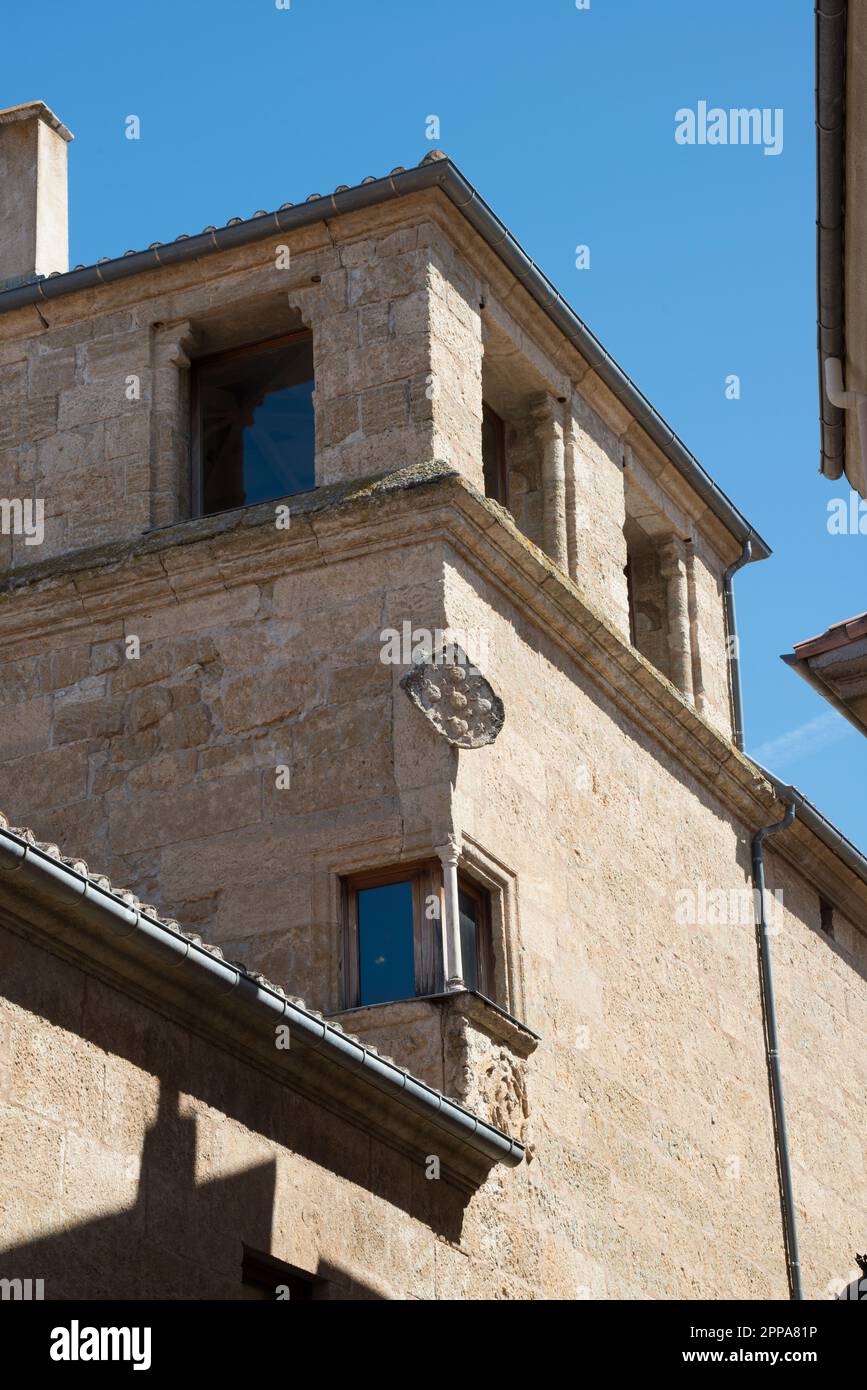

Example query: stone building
[0,100,864,1300]
[786,5,867,739]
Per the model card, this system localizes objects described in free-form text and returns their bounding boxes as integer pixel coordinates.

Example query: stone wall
[0,187,859,1301]
[0,188,740,735]
[0,471,863,1299]
[0,915,472,1300]
[0,488,456,1010]
[443,542,866,1299]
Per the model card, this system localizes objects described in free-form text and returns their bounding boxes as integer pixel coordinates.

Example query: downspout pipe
[751,799,803,1300]
[823,358,867,496]
[723,535,752,751]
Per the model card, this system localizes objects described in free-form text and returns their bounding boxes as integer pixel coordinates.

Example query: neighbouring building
[795,3,867,726]
[0,100,864,1301]
[785,612,867,738]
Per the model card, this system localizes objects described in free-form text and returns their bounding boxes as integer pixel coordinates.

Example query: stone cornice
[1,460,865,929]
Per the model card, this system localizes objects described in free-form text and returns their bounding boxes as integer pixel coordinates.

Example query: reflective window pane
[458,889,480,994]
[357,881,416,1005]
[197,335,315,515]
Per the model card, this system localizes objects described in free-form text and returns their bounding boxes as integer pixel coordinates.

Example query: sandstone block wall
[0,918,474,1301]
[0,189,740,737]
[443,547,866,1299]
[0,507,455,1009]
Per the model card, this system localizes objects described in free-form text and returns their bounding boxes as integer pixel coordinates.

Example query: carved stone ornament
[400,644,505,748]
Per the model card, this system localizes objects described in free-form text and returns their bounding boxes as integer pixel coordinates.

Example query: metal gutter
[816,0,848,481]
[781,650,867,740]
[749,754,867,890]
[0,156,770,562]
[0,823,524,1170]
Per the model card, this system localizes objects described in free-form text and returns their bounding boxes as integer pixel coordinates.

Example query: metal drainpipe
[751,800,803,1300]
[723,535,752,751]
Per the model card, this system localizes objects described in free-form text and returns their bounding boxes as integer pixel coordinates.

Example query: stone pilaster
[531,393,569,572]
[149,319,194,527]
[659,536,694,701]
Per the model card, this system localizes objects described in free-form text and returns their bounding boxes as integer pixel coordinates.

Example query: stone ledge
[1,461,865,928]
[329,991,538,1147]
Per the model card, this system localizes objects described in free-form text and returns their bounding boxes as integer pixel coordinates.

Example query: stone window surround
[481,305,570,573]
[148,294,320,531]
[312,830,523,1019]
[188,325,315,520]
[623,462,713,712]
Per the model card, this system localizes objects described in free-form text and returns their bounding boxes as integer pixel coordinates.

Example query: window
[457,879,494,996]
[623,522,670,679]
[481,401,507,505]
[241,1247,319,1300]
[819,896,835,938]
[192,331,315,517]
[342,862,493,1007]
[624,558,637,648]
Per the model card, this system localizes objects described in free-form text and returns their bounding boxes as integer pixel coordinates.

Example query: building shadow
[0,920,472,1298]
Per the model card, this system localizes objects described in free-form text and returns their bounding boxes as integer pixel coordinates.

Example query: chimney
[0,101,73,290]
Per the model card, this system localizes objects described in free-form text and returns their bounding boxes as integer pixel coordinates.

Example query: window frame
[341,860,495,1008]
[190,328,315,519]
[342,860,443,1008]
[457,873,495,999]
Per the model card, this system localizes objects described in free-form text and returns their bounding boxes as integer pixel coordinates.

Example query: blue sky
[5,0,865,845]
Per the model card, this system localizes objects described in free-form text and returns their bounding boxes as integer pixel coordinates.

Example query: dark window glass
[458,888,480,993]
[357,880,416,1005]
[195,334,315,516]
[624,557,637,648]
[481,402,507,504]
[819,896,835,938]
[242,1247,317,1300]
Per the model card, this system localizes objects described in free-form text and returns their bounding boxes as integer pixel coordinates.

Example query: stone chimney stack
[0,101,73,289]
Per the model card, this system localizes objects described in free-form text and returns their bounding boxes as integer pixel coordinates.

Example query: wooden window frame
[190,328,314,519]
[341,861,495,1008]
[457,873,495,1000]
[342,860,443,1008]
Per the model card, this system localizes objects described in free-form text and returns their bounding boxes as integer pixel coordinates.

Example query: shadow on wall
[1,1086,389,1300]
[0,923,469,1299]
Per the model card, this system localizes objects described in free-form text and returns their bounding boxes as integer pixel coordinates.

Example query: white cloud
[750,711,855,771]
